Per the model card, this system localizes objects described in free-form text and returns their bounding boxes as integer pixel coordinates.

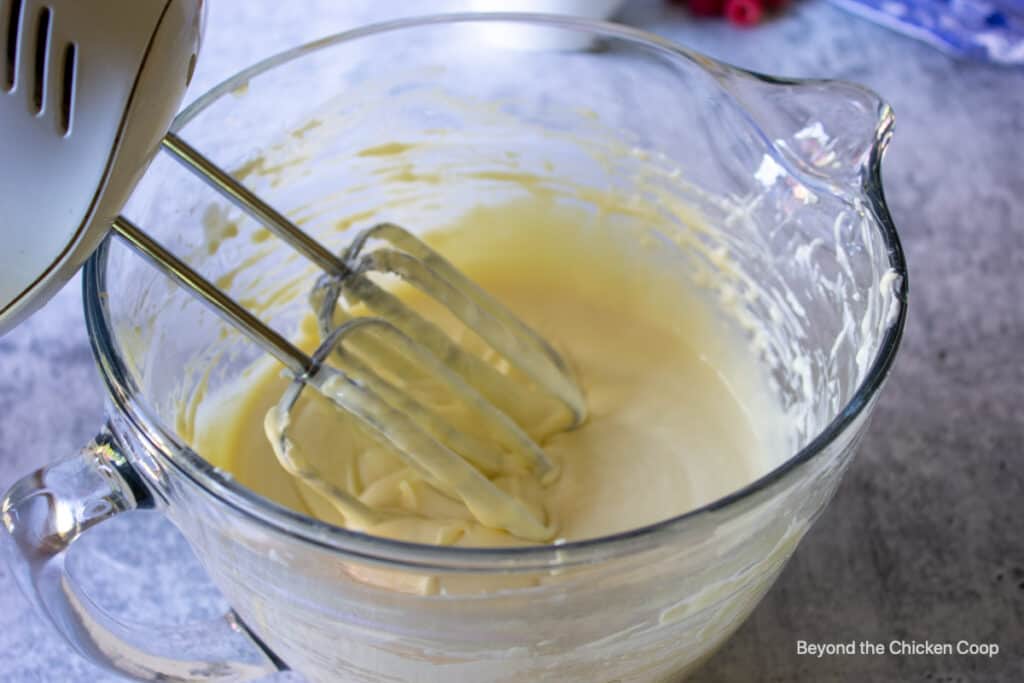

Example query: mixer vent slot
[31,4,50,113]
[4,0,22,91]
[60,42,74,134]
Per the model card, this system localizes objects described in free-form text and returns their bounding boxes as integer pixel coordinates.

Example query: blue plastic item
[830,0,1024,64]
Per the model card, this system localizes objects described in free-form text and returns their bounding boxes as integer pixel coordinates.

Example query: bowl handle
[1,428,286,681]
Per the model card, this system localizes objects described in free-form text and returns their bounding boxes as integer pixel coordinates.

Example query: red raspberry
[688,0,726,16]
[725,0,763,26]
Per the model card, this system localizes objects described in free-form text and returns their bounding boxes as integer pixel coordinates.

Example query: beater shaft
[161,132,343,275]
[111,216,309,376]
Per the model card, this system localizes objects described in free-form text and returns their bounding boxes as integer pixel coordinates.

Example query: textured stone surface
[1,1,1022,681]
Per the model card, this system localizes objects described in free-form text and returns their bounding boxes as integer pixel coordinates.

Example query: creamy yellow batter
[190,197,786,548]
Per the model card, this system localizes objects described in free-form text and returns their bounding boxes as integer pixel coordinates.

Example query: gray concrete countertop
[1,1,1021,681]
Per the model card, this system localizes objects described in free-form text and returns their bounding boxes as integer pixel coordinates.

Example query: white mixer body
[0,0,203,335]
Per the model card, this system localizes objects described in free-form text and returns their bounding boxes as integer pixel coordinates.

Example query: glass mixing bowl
[2,14,907,683]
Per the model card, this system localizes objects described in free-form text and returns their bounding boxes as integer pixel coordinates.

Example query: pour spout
[718,70,894,192]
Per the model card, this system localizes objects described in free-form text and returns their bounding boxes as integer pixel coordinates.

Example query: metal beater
[0,0,585,541]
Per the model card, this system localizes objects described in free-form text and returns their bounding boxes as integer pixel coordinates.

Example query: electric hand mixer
[0,0,586,541]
